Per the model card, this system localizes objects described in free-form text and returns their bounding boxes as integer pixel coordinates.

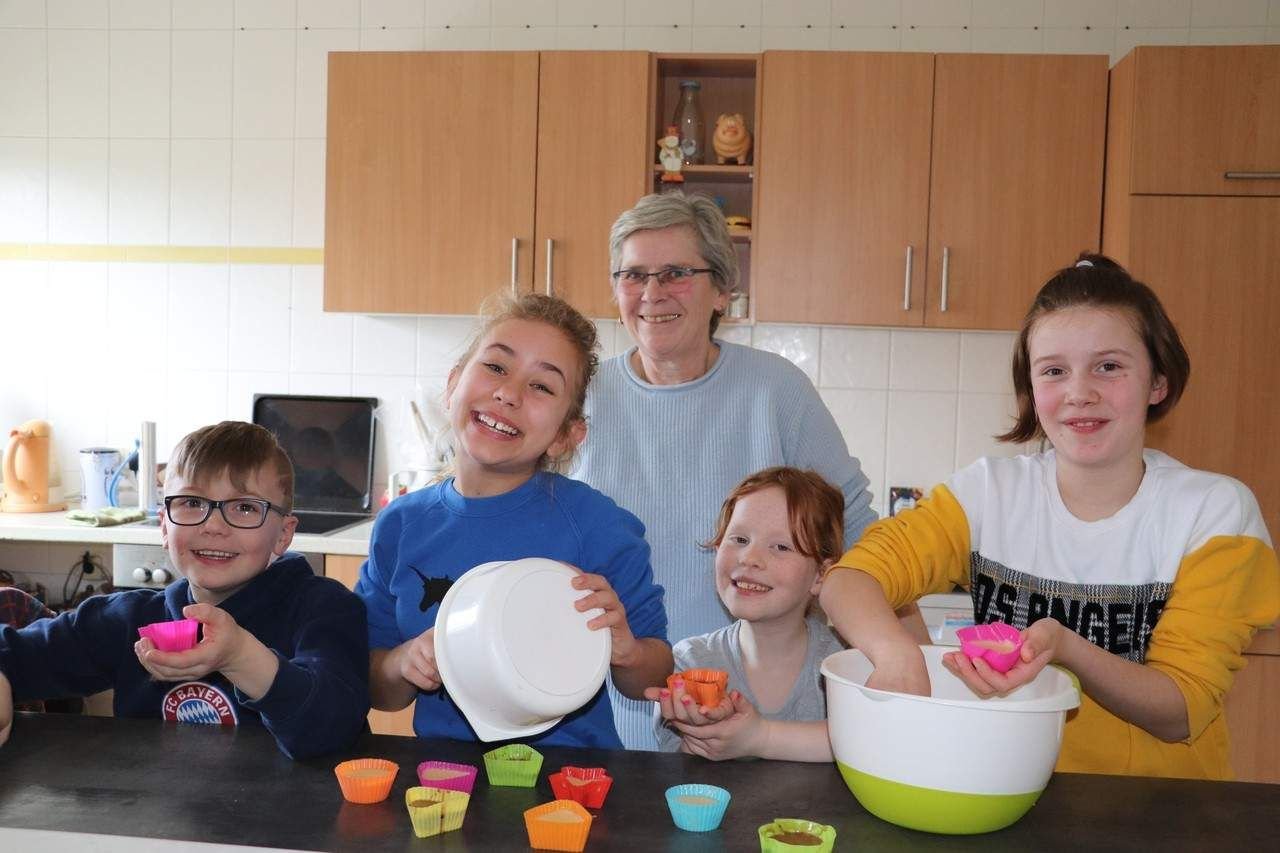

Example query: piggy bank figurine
[713,113,752,165]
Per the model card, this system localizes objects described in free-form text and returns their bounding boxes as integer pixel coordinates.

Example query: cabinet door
[753,51,934,326]
[533,52,650,319]
[925,54,1107,330]
[1129,46,1280,196]
[1128,195,1280,538]
[325,52,539,314]
[324,554,417,737]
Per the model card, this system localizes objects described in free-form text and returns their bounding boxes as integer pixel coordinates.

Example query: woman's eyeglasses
[163,495,289,529]
[611,266,713,294]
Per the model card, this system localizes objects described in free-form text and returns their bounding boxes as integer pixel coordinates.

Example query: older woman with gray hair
[572,191,881,750]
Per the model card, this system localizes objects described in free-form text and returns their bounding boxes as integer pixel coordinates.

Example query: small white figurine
[657,125,685,183]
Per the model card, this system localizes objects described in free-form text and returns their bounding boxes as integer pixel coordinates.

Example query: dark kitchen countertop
[1,713,1276,852]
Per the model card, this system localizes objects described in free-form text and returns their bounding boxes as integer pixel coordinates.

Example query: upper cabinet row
[323,49,1107,330]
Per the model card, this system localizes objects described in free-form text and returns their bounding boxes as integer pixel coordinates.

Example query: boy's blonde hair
[705,467,845,564]
[165,421,294,510]
[445,292,599,474]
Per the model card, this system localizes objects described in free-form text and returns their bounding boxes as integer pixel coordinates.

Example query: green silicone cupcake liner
[483,744,544,787]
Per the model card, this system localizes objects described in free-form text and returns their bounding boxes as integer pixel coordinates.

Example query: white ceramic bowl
[434,558,611,742]
[821,646,1080,835]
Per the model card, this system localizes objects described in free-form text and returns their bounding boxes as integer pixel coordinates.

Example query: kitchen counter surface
[0,510,372,556]
[1,713,1276,852]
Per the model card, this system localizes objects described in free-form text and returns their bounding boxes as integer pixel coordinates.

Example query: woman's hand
[643,676,735,726]
[941,618,1060,697]
[571,572,638,667]
[669,690,766,761]
[865,643,931,696]
[396,628,442,693]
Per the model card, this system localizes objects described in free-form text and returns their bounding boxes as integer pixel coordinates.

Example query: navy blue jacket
[0,555,370,759]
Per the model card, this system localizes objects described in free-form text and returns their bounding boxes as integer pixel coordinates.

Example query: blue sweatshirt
[0,554,370,759]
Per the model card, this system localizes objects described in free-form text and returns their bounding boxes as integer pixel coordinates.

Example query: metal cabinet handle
[940,246,950,313]
[510,237,519,296]
[903,246,913,311]
[1225,171,1280,180]
[545,238,554,296]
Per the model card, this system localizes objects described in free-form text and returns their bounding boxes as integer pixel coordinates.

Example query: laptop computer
[252,394,378,535]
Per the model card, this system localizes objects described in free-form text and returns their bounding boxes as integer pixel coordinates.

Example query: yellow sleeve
[830,483,972,609]
[1144,534,1280,742]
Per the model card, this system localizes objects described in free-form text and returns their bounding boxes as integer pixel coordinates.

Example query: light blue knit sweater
[572,341,877,749]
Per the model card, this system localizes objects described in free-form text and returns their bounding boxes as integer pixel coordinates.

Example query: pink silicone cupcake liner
[957,622,1023,674]
[137,618,199,652]
[416,760,478,795]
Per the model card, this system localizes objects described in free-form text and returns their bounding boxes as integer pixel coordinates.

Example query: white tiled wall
[1,0,1273,586]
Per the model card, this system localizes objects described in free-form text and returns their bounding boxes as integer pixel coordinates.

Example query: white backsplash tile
[108,139,170,245]
[165,368,230,452]
[557,0,625,26]
[713,323,752,347]
[764,0,829,27]
[111,1,173,29]
[47,369,111,474]
[0,139,49,243]
[291,266,354,372]
[417,315,476,379]
[292,139,326,247]
[48,1,110,29]
[0,29,48,137]
[228,264,292,371]
[167,263,230,359]
[106,263,168,444]
[889,329,959,391]
[820,327,891,390]
[623,24,695,50]
[233,29,297,139]
[359,26,427,48]
[901,25,973,51]
[690,25,764,52]
[427,0,492,27]
[170,139,232,246]
[492,0,557,27]
[694,0,762,27]
[236,0,297,29]
[954,392,1022,469]
[885,390,958,494]
[970,27,1045,53]
[424,26,492,49]
[109,30,170,139]
[554,25,626,48]
[1045,0,1117,28]
[172,30,234,138]
[289,372,354,395]
[830,25,904,50]
[753,323,821,385]
[354,315,418,374]
[832,0,902,27]
[972,0,1044,28]
[49,139,109,243]
[958,331,1016,393]
[903,0,972,28]
[760,26,833,49]
[820,388,889,508]
[490,26,561,49]
[625,0,693,27]
[361,0,427,28]
[49,29,110,138]
[298,0,361,28]
[230,140,294,246]
[174,0,235,29]
[0,1,46,27]
[1118,0,1191,28]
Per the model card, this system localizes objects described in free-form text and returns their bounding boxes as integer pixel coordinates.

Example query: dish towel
[67,507,148,527]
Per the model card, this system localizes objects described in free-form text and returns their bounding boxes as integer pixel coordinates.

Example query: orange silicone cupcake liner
[333,758,398,804]
[548,766,613,809]
[524,800,593,852]
[667,668,729,707]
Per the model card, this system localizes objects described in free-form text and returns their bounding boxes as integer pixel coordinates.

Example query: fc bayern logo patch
[162,681,238,726]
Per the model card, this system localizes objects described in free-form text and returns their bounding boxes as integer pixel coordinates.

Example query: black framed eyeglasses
[610,266,713,292]
[163,495,289,529]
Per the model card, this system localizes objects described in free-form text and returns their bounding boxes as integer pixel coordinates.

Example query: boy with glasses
[0,421,369,758]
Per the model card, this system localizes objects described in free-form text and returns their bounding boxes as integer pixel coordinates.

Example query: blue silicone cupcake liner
[665,784,731,832]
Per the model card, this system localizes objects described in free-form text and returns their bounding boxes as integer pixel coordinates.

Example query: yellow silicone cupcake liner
[404,786,470,838]
[757,818,838,852]
[333,758,398,804]
[524,800,593,852]
[483,744,544,787]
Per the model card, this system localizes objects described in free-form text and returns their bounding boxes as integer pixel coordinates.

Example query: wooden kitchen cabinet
[325,51,650,318]
[325,554,416,737]
[1226,629,1280,784]
[1111,45,1280,197]
[1104,45,1280,538]
[754,52,1107,330]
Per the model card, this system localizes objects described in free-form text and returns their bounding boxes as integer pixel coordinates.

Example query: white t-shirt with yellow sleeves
[836,448,1279,780]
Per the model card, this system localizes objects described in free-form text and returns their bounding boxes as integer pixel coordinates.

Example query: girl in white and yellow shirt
[822,254,1279,780]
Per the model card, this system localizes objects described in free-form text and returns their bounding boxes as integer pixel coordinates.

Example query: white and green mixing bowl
[821,646,1079,835]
